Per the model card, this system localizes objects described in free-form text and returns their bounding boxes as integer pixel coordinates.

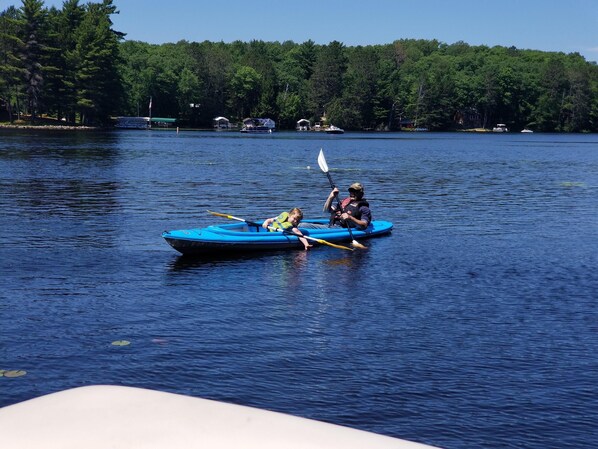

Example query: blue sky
[5,0,598,62]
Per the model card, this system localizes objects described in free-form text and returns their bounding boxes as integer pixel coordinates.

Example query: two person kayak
[162,219,393,256]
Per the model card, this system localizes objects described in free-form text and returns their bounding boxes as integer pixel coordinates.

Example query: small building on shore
[240,117,275,133]
[150,117,176,128]
[115,116,150,129]
[213,116,231,130]
[296,119,311,131]
[115,116,176,129]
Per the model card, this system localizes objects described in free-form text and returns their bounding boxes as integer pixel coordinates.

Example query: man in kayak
[323,182,372,230]
[262,208,312,250]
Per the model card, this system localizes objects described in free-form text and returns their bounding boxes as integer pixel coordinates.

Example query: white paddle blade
[317,148,329,173]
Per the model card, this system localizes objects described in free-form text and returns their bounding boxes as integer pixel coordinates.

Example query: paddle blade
[207,210,231,219]
[317,148,329,173]
[207,210,246,223]
[313,238,354,251]
[351,239,368,249]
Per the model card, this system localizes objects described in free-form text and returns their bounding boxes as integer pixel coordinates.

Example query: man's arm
[323,187,339,212]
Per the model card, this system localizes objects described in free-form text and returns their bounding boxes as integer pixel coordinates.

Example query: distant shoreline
[2,123,592,134]
[0,123,97,130]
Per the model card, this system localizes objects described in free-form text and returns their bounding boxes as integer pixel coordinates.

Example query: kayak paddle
[207,210,354,251]
[317,149,367,249]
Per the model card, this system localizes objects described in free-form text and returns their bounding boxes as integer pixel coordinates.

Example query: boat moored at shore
[492,123,509,132]
[114,116,150,129]
[240,117,275,133]
[325,124,345,134]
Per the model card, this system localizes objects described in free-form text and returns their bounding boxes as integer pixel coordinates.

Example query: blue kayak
[162,219,393,255]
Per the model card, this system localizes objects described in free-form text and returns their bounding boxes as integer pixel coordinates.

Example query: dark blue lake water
[1,129,597,448]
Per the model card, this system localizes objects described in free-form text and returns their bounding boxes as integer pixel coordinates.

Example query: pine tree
[0,6,25,122]
[19,0,47,122]
[46,0,85,123]
[74,0,123,125]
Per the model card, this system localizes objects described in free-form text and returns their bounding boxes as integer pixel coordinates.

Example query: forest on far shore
[2,0,598,132]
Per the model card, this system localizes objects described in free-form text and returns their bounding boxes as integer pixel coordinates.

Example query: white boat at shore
[0,385,438,448]
[492,123,508,132]
[241,117,275,133]
[326,124,345,134]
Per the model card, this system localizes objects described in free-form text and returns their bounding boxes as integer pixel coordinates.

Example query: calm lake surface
[1,129,597,448]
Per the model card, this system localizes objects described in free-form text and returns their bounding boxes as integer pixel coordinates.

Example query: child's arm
[262,217,275,229]
[292,227,312,250]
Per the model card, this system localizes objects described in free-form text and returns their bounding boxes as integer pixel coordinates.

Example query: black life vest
[331,197,369,227]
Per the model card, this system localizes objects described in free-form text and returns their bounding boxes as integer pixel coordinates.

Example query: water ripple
[1,130,597,449]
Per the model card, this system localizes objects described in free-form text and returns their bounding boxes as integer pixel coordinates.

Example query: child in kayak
[262,207,312,250]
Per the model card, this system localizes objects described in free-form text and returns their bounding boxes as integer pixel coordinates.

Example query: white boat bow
[0,385,439,448]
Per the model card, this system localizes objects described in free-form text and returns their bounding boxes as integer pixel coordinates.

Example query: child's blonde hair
[289,207,303,220]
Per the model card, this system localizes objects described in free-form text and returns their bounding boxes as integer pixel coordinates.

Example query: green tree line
[2,0,598,131]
